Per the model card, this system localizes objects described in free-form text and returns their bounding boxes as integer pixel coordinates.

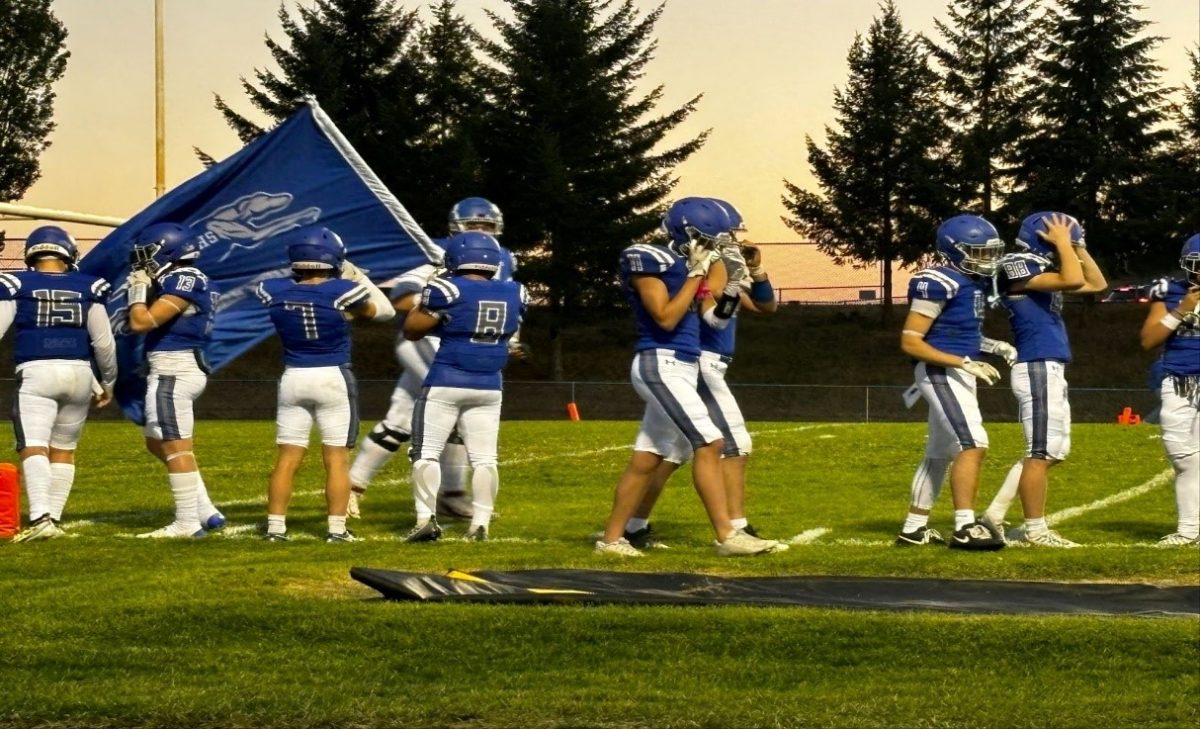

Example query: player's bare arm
[1141,287,1200,350]
[1074,245,1108,294]
[127,292,188,334]
[631,274,702,331]
[900,309,1000,384]
[403,306,441,340]
[1019,214,1085,293]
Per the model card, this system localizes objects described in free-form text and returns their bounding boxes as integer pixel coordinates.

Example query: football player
[895,214,1009,550]
[1138,234,1200,546]
[595,197,780,557]
[347,197,520,520]
[401,231,526,542]
[0,226,117,542]
[619,198,779,548]
[256,225,394,542]
[125,223,225,538]
[980,213,1107,547]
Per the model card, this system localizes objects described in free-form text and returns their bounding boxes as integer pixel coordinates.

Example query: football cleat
[978,514,1008,544]
[404,518,442,543]
[463,525,488,542]
[436,490,473,520]
[1157,532,1200,547]
[594,537,643,557]
[948,522,1005,551]
[1021,529,1081,548]
[12,515,65,543]
[894,526,946,547]
[347,489,364,519]
[624,524,667,550]
[741,524,760,538]
[263,531,290,543]
[714,529,780,557]
[201,512,227,531]
[326,530,360,543]
[138,524,207,539]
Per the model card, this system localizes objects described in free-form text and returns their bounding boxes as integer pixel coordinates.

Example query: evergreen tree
[211,0,440,223]
[782,1,954,322]
[0,0,69,201]
[1007,0,1172,272]
[479,0,706,377]
[928,0,1039,219]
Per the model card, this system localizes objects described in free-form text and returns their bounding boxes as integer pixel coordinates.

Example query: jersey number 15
[32,289,83,327]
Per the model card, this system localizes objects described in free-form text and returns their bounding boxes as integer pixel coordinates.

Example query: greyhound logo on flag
[195,192,321,262]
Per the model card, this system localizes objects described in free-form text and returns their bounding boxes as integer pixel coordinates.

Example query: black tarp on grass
[350,567,1200,617]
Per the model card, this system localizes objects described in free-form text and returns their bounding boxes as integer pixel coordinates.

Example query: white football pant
[143,352,208,441]
[409,386,502,525]
[275,365,359,448]
[697,351,752,458]
[631,349,724,464]
[914,361,989,459]
[1011,360,1071,461]
[12,360,94,451]
[1160,376,1200,536]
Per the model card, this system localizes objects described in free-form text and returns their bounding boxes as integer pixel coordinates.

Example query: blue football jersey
[420,276,525,390]
[144,266,219,366]
[620,243,700,358]
[700,315,737,358]
[1150,277,1200,376]
[257,277,369,367]
[995,252,1071,363]
[907,266,986,358]
[0,270,110,364]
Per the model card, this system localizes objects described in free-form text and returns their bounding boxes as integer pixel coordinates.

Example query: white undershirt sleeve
[87,304,118,388]
[908,298,946,319]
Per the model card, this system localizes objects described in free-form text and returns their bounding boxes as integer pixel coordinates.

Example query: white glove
[340,260,369,283]
[721,244,749,285]
[686,245,720,278]
[127,270,153,305]
[992,342,1018,367]
[959,357,1001,386]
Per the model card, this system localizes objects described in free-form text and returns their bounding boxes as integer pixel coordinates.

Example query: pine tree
[1007,0,1172,272]
[928,0,1039,219]
[782,1,954,322]
[0,0,69,201]
[479,0,706,377]
[211,0,438,222]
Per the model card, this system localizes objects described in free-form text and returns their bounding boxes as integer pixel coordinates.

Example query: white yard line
[1046,468,1173,527]
[786,528,831,545]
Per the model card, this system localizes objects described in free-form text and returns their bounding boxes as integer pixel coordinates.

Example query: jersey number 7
[285,301,319,340]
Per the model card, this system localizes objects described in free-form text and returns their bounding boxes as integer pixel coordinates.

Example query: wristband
[1161,312,1182,332]
[749,279,773,304]
[714,291,740,319]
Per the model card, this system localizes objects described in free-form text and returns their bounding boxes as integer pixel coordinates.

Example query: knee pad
[368,422,410,452]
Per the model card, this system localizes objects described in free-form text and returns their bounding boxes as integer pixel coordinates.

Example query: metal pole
[154,0,166,198]
[0,203,126,228]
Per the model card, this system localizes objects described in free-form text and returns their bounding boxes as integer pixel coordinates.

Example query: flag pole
[154,0,166,198]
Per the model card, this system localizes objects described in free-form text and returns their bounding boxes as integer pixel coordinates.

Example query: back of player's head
[1182,233,1200,281]
[709,198,747,233]
[285,225,346,274]
[130,222,201,277]
[1015,211,1085,260]
[445,231,502,278]
[24,226,78,268]
[936,214,1003,276]
[449,197,504,236]
[662,197,732,249]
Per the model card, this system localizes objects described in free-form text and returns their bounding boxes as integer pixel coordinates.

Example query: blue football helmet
[24,226,78,268]
[662,197,732,254]
[1016,211,1085,260]
[449,197,504,235]
[1180,234,1200,283]
[710,198,747,233]
[936,215,1004,276]
[497,247,519,283]
[130,222,201,278]
[445,231,502,277]
[285,225,346,272]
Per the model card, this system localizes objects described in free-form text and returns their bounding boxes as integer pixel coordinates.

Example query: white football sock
[730,517,749,530]
[626,517,649,532]
[267,514,287,535]
[328,515,347,535]
[439,442,470,495]
[902,512,929,532]
[910,457,950,511]
[470,464,499,529]
[21,455,51,520]
[954,510,974,530]
[168,471,202,532]
[48,462,75,521]
[1024,517,1047,534]
[195,474,219,520]
[349,432,401,492]
[411,459,440,522]
[1172,451,1200,538]
[987,461,1023,522]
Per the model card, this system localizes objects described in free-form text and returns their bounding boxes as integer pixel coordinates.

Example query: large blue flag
[80,98,440,422]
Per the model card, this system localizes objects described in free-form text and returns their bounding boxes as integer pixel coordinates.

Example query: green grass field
[1,420,1197,729]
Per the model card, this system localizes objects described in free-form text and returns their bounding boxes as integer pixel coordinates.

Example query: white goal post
[0,202,126,228]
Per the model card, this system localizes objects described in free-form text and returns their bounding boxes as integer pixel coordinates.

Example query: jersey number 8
[471,301,508,345]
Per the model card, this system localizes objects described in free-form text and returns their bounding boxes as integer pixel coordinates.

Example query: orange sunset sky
[7,0,1198,287]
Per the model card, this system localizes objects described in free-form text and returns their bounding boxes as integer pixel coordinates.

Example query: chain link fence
[0,378,1157,425]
